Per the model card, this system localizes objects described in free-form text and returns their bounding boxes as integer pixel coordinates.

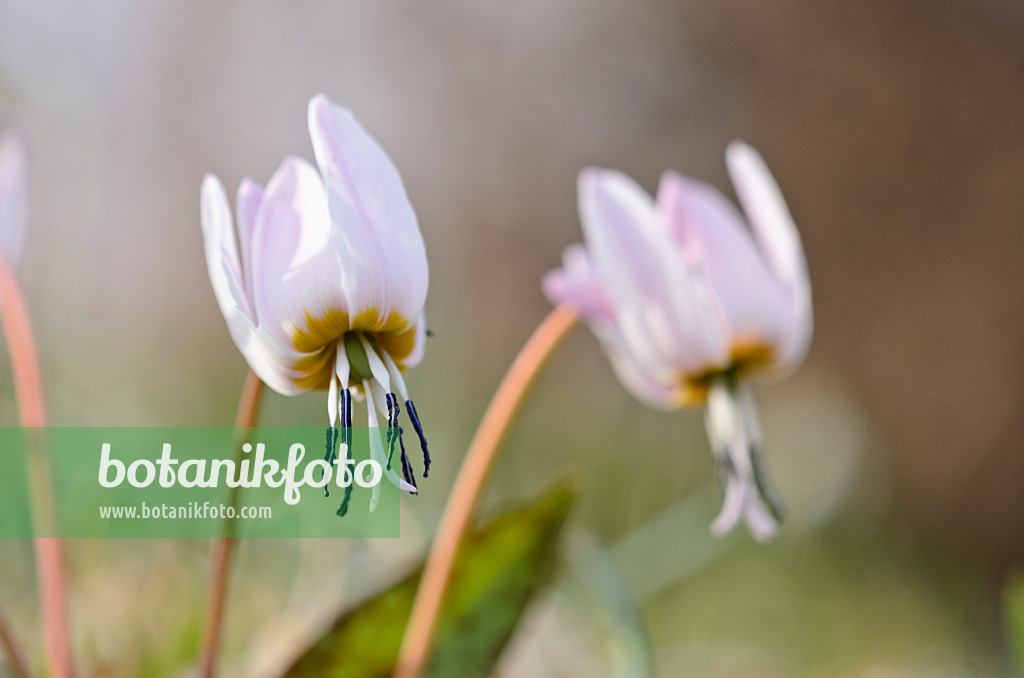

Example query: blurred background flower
[0,130,26,267]
[0,1,1021,676]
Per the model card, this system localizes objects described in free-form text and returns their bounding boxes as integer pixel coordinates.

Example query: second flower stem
[393,306,577,678]
[0,254,74,678]
[197,370,264,678]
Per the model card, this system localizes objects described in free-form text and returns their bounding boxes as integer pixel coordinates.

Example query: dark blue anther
[336,389,353,517]
[341,388,352,428]
[405,399,431,478]
[337,481,353,518]
[322,426,337,497]
[385,393,400,470]
[399,430,417,491]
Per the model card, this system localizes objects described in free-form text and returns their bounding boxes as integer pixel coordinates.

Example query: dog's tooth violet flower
[201,94,431,506]
[0,130,27,267]
[544,142,811,541]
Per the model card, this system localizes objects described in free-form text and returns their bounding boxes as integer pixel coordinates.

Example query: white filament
[381,350,410,401]
[359,334,392,393]
[327,373,339,427]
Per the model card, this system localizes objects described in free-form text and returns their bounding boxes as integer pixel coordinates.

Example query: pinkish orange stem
[0,254,74,678]
[393,306,578,678]
[197,370,264,678]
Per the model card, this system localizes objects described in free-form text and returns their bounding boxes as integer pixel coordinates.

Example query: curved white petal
[201,174,255,331]
[657,172,795,366]
[725,142,812,367]
[578,168,724,375]
[235,178,263,301]
[590,319,684,410]
[201,174,307,395]
[542,243,615,322]
[251,156,349,352]
[308,94,427,333]
[236,325,309,396]
[0,131,27,268]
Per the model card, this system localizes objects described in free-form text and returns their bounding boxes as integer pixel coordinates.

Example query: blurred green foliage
[1005,572,1024,676]
[281,482,574,678]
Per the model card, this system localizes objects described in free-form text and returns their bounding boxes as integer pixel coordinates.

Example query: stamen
[405,399,431,478]
[335,387,353,516]
[358,334,391,392]
[327,373,339,427]
[739,385,785,521]
[381,351,410,400]
[385,393,400,470]
[322,425,337,497]
[341,388,352,429]
[705,378,780,541]
[337,481,353,518]
[399,428,417,490]
[323,374,340,497]
[335,341,351,389]
[385,398,394,469]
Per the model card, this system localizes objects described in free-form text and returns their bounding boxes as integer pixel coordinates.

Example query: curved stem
[0,608,31,678]
[198,370,264,678]
[0,254,73,678]
[394,306,577,678]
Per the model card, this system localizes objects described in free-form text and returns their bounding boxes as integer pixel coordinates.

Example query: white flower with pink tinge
[201,95,431,511]
[544,143,812,541]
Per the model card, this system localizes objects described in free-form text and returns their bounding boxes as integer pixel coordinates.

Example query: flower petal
[308,94,427,334]
[725,142,812,367]
[377,311,427,370]
[542,243,615,322]
[201,174,306,395]
[0,131,27,268]
[578,168,724,375]
[237,325,312,396]
[250,156,349,353]
[201,174,254,329]
[590,319,685,410]
[657,171,794,369]
[235,177,263,302]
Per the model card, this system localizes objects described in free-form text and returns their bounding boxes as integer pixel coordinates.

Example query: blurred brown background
[1,1,1023,676]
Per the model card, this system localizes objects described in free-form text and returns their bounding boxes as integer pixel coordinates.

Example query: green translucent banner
[0,427,405,537]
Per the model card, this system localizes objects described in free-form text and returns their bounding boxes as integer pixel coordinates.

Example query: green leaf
[1005,570,1024,675]
[281,482,575,678]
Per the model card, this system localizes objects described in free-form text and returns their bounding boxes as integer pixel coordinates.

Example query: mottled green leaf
[282,482,575,678]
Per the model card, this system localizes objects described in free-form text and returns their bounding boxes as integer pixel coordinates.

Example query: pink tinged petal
[590,319,682,410]
[542,243,615,322]
[725,142,812,367]
[578,168,725,375]
[237,325,309,396]
[250,156,349,351]
[235,178,264,303]
[397,312,427,369]
[0,131,27,268]
[657,172,795,369]
[307,94,428,332]
[200,175,305,395]
[201,174,254,331]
